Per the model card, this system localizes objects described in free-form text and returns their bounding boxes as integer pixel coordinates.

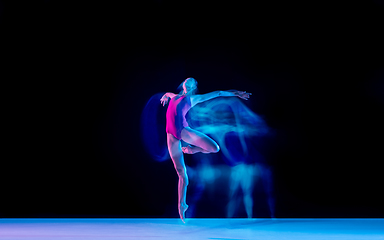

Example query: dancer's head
[179,77,198,95]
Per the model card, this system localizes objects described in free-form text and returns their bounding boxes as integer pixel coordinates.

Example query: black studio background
[2,1,384,218]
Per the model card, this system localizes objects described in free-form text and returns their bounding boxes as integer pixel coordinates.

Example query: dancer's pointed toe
[179,203,189,223]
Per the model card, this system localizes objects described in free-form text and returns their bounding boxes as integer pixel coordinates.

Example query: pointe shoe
[178,203,189,223]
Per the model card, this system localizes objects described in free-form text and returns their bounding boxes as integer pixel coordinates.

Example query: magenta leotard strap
[166,95,191,140]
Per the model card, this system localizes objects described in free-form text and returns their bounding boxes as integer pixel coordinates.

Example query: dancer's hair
[177,77,198,95]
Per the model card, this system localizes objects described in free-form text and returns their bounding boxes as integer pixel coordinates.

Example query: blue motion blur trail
[141,93,275,217]
[141,93,170,161]
[141,93,270,162]
[186,96,269,161]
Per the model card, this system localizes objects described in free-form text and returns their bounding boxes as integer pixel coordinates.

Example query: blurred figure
[184,155,222,218]
[226,162,275,218]
[160,77,251,222]
[227,163,257,218]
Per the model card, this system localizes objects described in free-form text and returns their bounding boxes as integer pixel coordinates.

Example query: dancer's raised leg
[167,133,189,223]
[181,127,220,153]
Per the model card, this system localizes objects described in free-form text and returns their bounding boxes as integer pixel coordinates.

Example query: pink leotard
[166,95,192,140]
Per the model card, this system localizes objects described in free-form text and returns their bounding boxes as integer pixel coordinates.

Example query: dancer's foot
[182,145,210,154]
[182,145,193,154]
[178,203,188,223]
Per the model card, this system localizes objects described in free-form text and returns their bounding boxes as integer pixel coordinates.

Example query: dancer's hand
[160,94,170,106]
[235,91,252,100]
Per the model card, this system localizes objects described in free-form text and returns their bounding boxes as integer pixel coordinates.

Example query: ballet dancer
[160,77,251,222]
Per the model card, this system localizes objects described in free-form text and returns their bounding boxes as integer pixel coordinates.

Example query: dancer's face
[183,78,197,94]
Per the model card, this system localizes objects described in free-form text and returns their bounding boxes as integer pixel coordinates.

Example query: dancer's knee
[208,144,220,153]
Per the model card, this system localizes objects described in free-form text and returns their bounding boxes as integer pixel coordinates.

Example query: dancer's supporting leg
[167,133,189,223]
[180,127,220,154]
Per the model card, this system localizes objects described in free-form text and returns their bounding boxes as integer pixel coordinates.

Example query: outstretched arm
[160,92,177,106]
[190,90,251,107]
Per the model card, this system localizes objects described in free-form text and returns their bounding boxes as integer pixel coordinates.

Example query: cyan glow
[2,218,384,239]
